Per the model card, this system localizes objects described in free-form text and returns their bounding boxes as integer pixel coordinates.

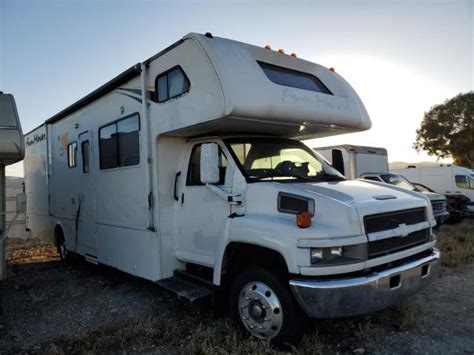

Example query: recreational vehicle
[391,165,474,215]
[0,93,25,280]
[24,33,440,343]
[315,145,449,224]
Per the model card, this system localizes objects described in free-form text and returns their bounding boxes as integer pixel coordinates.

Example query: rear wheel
[229,268,307,346]
[55,228,70,262]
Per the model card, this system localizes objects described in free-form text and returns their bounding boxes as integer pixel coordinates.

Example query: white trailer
[391,165,474,214]
[315,144,388,179]
[0,93,25,280]
[24,33,440,344]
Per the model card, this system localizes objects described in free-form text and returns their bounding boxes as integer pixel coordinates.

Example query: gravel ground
[0,237,473,354]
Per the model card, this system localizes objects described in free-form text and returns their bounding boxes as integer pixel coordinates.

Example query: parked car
[360,173,449,226]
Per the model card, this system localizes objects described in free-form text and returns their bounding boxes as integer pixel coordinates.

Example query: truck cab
[174,135,439,343]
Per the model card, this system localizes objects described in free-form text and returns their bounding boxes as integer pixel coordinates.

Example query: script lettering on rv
[26,133,46,146]
[281,89,351,112]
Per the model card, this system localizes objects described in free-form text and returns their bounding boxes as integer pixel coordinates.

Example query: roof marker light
[329,67,336,72]
[265,45,272,50]
[290,52,297,57]
[278,49,285,54]
[205,32,213,38]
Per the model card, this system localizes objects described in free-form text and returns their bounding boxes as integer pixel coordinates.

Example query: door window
[186,144,227,186]
[81,141,90,174]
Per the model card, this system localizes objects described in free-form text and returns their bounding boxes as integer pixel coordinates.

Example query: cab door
[77,131,97,259]
[176,142,231,266]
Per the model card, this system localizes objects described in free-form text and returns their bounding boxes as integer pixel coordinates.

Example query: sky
[1,0,472,177]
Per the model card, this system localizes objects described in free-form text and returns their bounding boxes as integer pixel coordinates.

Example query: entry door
[78,131,97,257]
[176,143,231,266]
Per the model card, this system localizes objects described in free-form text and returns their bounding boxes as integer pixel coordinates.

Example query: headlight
[310,244,366,265]
[310,247,342,264]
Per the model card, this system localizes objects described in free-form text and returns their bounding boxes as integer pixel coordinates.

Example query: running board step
[156,271,213,302]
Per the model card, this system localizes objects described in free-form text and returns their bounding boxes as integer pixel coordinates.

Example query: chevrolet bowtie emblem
[398,223,409,237]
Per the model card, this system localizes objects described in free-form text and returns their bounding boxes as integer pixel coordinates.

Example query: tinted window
[67,142,77,168]
[118,115,140,167]
[99,113,140,170]
[455,175,474,190]
[81,141,90,173]
[187,144,227,186]
[157,76,168,102]
[99,124,118,169]
[155,67,190,103]
[258,62,332,95]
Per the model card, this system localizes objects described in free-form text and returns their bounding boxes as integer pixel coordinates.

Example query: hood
[245,179,432,240]
[421,191,447,202]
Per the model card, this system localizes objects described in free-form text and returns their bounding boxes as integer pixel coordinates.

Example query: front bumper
[290,249,440,318]
[435,211,450,225]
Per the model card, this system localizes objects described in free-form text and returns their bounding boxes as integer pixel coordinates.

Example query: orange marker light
[329,67,336,72]
[290,52,297,57]
[296,211,312,228]
[278,48,285,54]
[265,45,272,50]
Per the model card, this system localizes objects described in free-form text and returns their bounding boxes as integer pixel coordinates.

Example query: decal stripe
[117,92,142,104]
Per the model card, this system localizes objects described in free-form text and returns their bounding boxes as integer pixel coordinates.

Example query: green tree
[414,92,474,167]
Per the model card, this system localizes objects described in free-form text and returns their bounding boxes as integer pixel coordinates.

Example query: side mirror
[200,143,220,184]
[16,193,26,213]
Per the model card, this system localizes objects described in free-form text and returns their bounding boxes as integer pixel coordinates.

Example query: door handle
[174,171,181,201]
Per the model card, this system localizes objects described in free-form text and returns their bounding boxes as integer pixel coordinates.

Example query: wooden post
[0,165,6,280]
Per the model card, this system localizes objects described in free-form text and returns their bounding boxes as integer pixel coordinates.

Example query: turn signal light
[296,211,312,228]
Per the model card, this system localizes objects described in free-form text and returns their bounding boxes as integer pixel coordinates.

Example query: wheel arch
[215,242,290,286]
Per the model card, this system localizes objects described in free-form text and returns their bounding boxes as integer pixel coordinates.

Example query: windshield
[380,174,415,191]
[224,137,345,182]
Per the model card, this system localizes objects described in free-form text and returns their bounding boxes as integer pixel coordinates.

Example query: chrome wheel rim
[59,243,67,259]
[238,282,283,339]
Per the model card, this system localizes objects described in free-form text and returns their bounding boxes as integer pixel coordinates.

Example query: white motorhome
[315,145,449,224]
[24,33,440,344]
[0,93,25,280]
[391,165,474,214]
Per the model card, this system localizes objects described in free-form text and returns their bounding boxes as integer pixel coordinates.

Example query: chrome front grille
[368,228,430,258]
[364,207,426,234]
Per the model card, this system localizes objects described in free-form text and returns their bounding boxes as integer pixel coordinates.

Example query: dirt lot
[1,221,473,354]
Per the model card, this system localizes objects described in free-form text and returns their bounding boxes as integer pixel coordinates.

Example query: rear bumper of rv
[289,249,440,318]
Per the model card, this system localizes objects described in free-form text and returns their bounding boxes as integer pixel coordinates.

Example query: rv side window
[99,113,140,170]
[67,142,77,168]
[155,66,190,103]
[81,141,90,174]
[187,144,227,186]
[258,62,332,95]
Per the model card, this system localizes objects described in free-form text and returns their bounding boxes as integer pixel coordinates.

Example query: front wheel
[229,268,307,346]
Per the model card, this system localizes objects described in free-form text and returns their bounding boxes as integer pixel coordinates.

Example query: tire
[229,268,307,346]
[56,232,70,262]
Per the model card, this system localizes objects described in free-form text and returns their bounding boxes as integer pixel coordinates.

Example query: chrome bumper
[290,249,440,318]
